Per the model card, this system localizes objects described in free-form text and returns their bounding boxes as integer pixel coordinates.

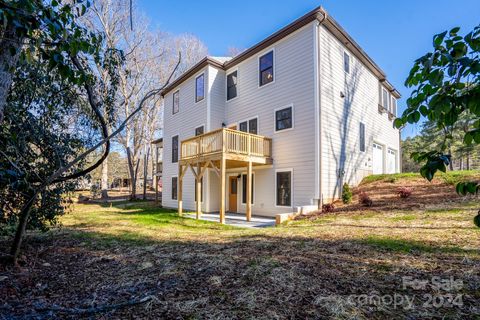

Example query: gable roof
[161,6,400,98]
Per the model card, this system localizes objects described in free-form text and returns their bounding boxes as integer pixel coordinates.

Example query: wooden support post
[246,161,252,222]
[196,163,202,219]
[154,175,158,205]
[178,164,183,216]
[219,156,226,224]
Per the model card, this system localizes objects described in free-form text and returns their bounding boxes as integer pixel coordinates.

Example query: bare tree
[86,0,207,200]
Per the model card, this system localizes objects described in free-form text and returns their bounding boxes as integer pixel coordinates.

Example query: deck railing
[181,128,272,160]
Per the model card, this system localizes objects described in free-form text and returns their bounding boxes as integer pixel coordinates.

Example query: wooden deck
[178,128,273,224]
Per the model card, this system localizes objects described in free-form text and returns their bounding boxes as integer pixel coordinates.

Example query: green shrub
[474,212,480,228]
[342,183,352,204]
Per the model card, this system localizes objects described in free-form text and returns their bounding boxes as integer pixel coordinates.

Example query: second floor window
[259,50,274,86]
[239,118,258,134]
[391,97,397,116]
[172,135,178,163]
[275,106,293,131]
[344,52,350,73]
[196,74,204,102]
[227,71,237,100]
[382,88,389,110]
[173,90,179,114]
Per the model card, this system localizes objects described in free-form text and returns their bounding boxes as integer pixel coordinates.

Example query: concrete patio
[183,212,276,228]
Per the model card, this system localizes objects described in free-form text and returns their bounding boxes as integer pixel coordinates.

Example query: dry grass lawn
[1,171,479,319]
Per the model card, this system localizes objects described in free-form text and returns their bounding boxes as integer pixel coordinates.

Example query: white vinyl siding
[319,24,400,201]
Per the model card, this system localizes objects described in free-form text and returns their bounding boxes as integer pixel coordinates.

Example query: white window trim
[238,116,259,134]
[275,168,293,208]
[195,72,205,104]
[195,124,205,136]
[343,51,350,74]
[274,104,294,133]
[171,134,180,164]
[240,172,256,205]
[258,48,275,89]
[172,90,180,115]
[226,69,239,102]
[171,175,178,200]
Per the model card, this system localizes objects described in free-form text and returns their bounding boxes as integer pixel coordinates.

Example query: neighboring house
[161,7,401,221]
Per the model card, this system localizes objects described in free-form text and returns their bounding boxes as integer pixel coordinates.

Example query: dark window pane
[196,74,204,102]
[248,118,258,134]
[260,67,273,86]
[276,172,291,206]
[344,52,350,73]
[359,122,365,152]
[259,51,274,86]
[239,121,248,132]
[172,136,178,163]
[242,174,254,204]
[171,177,177,200]
[173,91,179,114]
[275,107,292,131]
[227,71,237,100]
[195,126,204,136]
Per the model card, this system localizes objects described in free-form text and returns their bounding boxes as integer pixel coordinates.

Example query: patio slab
[184,212,276,228]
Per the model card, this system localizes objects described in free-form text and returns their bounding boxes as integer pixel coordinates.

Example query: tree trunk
[127,147,137,200]
[101,157,109,199]
[0,25,24,123]
[448,147,454,171]
[467,152,471,170]
[143,147,150,200]
[9,191,37,264]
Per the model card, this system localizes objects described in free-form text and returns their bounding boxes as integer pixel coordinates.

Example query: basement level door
[387,149,397,174]
[372,143,384,174]
[229,176,237,212]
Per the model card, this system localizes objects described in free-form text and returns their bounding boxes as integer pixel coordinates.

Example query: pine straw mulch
[298,176,480,218]
[1,227,479,319]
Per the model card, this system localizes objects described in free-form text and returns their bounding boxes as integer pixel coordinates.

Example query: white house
[160,7,401,221]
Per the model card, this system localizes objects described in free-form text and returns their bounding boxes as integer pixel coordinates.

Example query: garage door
[387,149,397,174]
[372,143,384,174]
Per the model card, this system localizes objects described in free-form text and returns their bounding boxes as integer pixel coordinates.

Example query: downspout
[314,11,327,209]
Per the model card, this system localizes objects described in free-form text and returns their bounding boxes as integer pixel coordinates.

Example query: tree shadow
[2,227,478,319]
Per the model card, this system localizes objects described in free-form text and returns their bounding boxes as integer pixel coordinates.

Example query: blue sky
[139,0,479,137]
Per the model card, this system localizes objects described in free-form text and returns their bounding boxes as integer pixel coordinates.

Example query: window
[239,118,258,134]
[359,122,365,152]
[259,50,274,86]
[194,178,203,202]
[275,106,293,131]
[173,90,179,114]
[195,126,204,136]
[227,71,237,100]
[171,177,177,200]
[382,88,389,110]
[344,52,350,73]
[172,135,178,163]
[195,74,204,102]
[276,171,292,207]
[242,174,254,204]
[391,97,397,116]
[239,121,248,132]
